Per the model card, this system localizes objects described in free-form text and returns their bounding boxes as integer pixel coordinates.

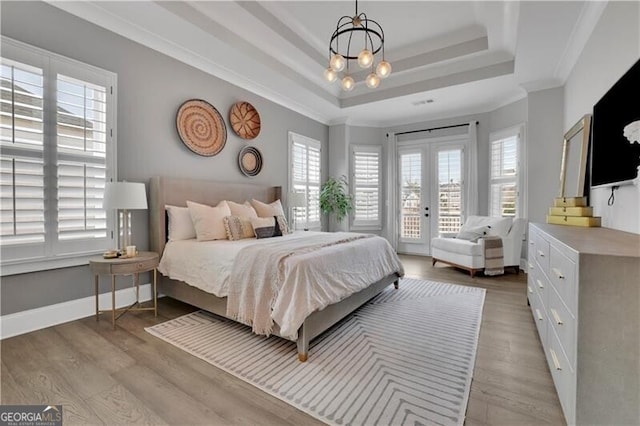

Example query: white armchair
[431,216,526,277]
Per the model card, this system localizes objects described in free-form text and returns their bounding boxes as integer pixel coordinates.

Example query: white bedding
[158,231,404,339]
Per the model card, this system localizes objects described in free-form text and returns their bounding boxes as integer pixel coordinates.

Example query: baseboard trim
[1,283,153,339]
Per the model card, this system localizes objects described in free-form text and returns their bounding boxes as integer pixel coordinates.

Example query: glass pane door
[436,148,463,235]
[397,147,430,254]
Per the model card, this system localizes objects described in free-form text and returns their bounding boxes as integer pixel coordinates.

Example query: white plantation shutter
[56,74,108,243]
[1,38,116,273]
[489,134,519,217]
[1,59,47,260]
[289,132,321,230]
[351,145,381,228]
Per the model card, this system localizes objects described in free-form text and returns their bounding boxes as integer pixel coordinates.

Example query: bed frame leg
[394,280,399,290]
[297,324,309,362]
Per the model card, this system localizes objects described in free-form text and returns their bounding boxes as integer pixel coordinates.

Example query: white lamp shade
[288,192,307,208]
[103,182,148,210]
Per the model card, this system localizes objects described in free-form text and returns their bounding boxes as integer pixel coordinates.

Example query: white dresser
[527,223,640,425]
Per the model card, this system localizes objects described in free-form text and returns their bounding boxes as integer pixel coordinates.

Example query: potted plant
[319,175,353,222]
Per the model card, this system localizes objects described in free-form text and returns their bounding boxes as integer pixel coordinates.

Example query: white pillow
[187,200,231,241]
[226,200,258,218]
[251,199,285,218]
[456,225,489,242]
[166,205,196,241]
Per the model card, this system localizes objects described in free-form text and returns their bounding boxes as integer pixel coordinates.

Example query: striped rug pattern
[146,278,485,426]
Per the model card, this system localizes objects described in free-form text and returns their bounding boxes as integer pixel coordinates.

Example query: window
[1,37,116,274]
[289,132,321,230]
[489,130,520,217]
[351,145,381,229]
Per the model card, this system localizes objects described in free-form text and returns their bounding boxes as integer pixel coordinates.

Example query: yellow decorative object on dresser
[546,197,601,227]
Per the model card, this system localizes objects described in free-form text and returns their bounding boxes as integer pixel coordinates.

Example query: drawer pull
[550,308,563,325]
[528,286,533,294]
[536,279,544,289]
[550,348,562,370]
[537,250,545,258]
[552,268,565,279]
[535,309,543,321]
[528,262,534,270]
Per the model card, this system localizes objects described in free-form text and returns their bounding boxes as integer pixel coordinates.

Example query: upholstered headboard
[149,176,282,255]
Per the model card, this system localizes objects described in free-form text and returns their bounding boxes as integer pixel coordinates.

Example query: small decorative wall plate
[176,99,227,156]
[230,101,261,140]
[238,146,263,177]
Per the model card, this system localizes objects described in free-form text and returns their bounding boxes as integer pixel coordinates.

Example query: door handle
[424,213,429,217]
[424,207,429,211]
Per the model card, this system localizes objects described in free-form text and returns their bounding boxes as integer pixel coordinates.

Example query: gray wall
[526,87,565,224]
[564,1,640,234]
[1,1,328,315]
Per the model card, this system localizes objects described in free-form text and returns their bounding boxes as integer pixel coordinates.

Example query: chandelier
[324,0,392,91]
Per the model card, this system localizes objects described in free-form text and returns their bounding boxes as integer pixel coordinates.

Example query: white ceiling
[48,1,607,127]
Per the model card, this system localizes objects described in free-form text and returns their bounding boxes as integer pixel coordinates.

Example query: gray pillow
[455,225,489,242]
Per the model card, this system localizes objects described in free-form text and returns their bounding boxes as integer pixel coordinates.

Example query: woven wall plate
[176,99,227,156]
[230,101,261,140]
[238,146,263,177]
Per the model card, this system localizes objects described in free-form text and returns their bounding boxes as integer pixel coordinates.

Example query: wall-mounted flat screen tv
[591,58,640,188]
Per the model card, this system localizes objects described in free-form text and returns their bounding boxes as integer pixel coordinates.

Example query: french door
[396,138,465,255]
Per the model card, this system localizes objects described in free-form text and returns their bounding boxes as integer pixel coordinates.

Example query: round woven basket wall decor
[176,99,227,156]
[230,101,261,140]
[238,146,263,177]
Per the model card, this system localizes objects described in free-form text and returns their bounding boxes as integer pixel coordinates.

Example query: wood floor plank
[54,321,136,375]
[1,333,103,424]
[112,364,231,425]
[85,384,168,425]
[29,328,117,399]
[1,254,565,425]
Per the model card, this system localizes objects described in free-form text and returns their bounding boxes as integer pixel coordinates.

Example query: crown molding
[554,1,608,82]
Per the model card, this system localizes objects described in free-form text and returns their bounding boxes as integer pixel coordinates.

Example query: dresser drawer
[546,326,576,425]
[549,245,577,315]
[111,257,158,274]
[547,285,576,369]
[530,290,548,346]
[532,231,550,277]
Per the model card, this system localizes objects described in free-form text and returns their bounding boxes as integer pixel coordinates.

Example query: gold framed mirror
[559,114,591,198]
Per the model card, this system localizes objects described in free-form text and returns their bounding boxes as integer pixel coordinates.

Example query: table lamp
[288,192,307,231]
[103,181,148,250]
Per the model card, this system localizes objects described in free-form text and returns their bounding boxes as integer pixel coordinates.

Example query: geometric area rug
[145,278,486,426]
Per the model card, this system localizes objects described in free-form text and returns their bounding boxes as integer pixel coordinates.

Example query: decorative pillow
[251,199,292,234]
[275,215,290,235]
[455,225,490,242]
[226,200,258,218]
[251,199,285,218]
[187,200,231,241]
[251,215,288,239]
[223,215,255,241]
[165,205,196,241]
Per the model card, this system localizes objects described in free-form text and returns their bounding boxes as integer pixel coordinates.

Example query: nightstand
[89,251,159,329]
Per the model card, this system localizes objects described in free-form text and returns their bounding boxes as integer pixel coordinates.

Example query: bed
[149,176,403,361]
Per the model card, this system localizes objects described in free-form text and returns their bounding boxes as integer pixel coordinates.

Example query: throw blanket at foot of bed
[226,232,404,339]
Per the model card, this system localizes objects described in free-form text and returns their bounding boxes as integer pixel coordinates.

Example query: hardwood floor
[1,255,565,425]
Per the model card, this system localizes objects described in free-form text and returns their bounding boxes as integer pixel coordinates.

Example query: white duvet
[158,231,404,339]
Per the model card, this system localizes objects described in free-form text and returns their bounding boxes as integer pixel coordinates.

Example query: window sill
[1,251,105,276]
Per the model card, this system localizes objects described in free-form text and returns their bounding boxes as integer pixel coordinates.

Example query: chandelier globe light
[341,75,355,92]
[325,0,391,90]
